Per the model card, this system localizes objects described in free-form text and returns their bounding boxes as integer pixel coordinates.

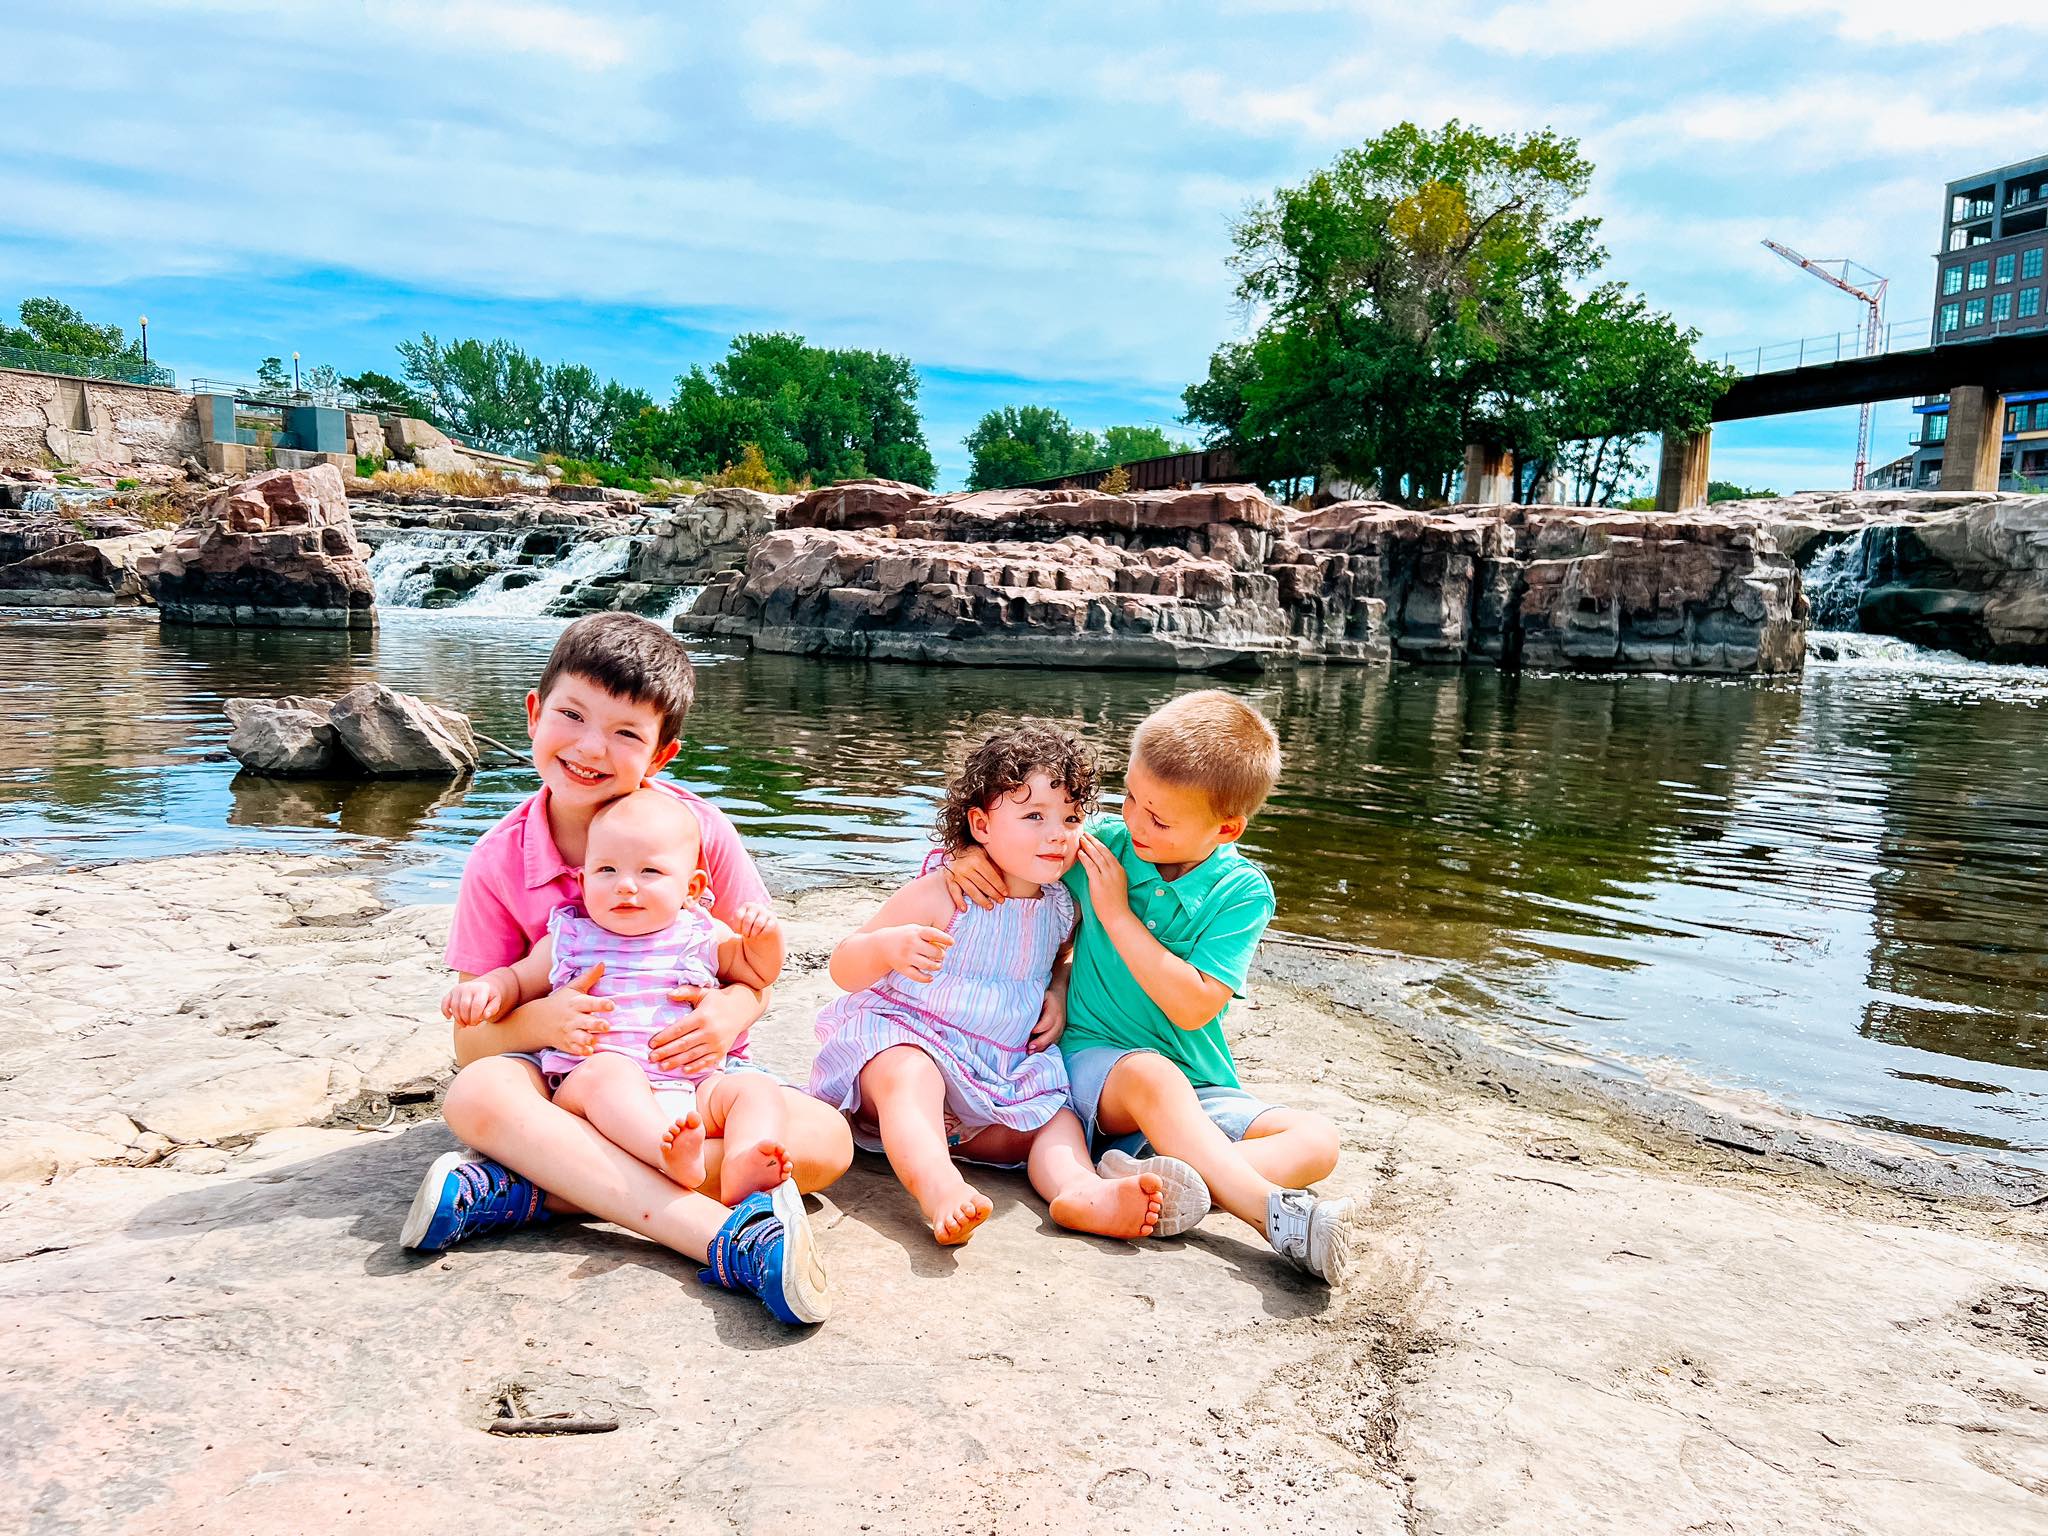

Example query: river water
[3,609,2044,1161]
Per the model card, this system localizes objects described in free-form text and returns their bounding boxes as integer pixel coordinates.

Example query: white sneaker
[1096,1147,1212,1237]
[1266,1189,1356,1284]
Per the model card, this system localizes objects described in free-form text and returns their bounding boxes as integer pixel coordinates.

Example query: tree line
[8,123,1729,505]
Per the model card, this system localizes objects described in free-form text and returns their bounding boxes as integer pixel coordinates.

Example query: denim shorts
[1061,1045,1277,1160]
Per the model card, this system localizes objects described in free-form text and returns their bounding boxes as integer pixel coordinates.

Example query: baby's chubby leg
[858,1045,990,1245]
[550,1053,705,1190]
[695,1070,793,1206]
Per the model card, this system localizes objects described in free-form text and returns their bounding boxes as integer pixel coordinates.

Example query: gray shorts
[1061,1045,1277,1160]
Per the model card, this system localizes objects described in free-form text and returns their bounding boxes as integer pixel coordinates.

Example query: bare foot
[925,1178,993,1246]
[1050,1171,1164,1241]
[659,1112,707,1189]
[719,1135,794,1205]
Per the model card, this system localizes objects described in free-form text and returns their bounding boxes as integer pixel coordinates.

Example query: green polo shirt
[1059,815,1276,1089]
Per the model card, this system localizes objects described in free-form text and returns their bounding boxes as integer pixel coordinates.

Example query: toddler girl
[443,787,794,1206]
[809,720,1171,1246]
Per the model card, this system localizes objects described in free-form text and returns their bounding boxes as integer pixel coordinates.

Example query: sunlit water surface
[4,610,2044,1160]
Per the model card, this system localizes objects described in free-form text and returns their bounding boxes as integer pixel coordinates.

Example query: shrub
[708,443,778,492]
[355,455,381,479]
[115,477,139,492]
[366,466,528,498]
[1097,463,1131,495]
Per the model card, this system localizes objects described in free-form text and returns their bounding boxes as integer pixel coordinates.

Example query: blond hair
[1130,690,1281,822]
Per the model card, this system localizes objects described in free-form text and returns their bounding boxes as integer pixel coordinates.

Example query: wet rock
[327,682,477,776]
[226,702,342,777]
[155,465,375,629]
[0,530,170,607]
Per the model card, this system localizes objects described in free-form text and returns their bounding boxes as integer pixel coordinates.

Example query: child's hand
[1074,833,1130,916]
[1028,986,1066,1052]
[541,962,613,1056]
[441,974,508,1028]
[938,847,1008,912]
[881,923,954,984]
[732,901,780,940]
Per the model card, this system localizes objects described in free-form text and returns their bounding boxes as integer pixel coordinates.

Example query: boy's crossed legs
[550,1052,794,1206]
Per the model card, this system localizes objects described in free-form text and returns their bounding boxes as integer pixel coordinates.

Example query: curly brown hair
[935,719,1100,853]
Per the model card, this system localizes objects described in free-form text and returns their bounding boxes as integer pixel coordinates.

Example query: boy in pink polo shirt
[400,613,852,1326]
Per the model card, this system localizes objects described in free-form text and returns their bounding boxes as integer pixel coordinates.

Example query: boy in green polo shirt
[948,690,1355,1284]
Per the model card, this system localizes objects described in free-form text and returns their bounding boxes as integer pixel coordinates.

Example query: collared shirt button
[1146,919,1156,929]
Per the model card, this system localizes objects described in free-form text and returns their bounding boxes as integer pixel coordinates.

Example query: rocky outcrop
[1276,505,1514,665]
[0,529,170,607]
[156,465,375,629]
[684,526,1295,670]
[327,684,477,776]
[225,697,342,775]
[1849,500,2048,661]
[625,486,791,586]
[784,477,936,532]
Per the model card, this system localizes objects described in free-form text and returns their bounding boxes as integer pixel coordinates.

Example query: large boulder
[1852,498,2048,661]
[0,530,170,607]
[328,683,478,776]
[226,700,342,776]
[626,486,791,585]
[345,412,389,463]
[784,478,936,532]
[382,416,451,459]
[155,465,375,629]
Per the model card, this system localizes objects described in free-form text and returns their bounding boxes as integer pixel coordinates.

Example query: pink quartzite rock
[155,465,376,629]
[784,479,936,532]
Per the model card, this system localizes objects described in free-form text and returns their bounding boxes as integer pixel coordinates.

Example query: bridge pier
[1655,428,1711,512]
[1462,442,1515,504]
[1937,384,2005,491]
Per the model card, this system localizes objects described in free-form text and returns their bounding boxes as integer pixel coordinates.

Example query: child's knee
[442,1057,533,1143]
[861,1044,937,1091]
[1108,1049,1186,1104]
[1293,1111,1341,1180]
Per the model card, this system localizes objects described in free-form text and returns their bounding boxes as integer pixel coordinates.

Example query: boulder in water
[327,683,478,776]
[155,465,375,630]
[227,702,343,776]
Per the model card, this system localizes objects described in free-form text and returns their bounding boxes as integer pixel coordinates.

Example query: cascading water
[19,489,57,514]
[457,536,636,617]
[365,530,529,606]
[1802,530,1871,632]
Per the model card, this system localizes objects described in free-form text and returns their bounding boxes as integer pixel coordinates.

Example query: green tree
[1101,424,1190,464]
[1182,121,1727,505]
[340,370,434,420]
[963,410,1191,488]
[1707,479,1777,503]
[625,333,935,487]
[255,356,289,394]
[0,298,139,360]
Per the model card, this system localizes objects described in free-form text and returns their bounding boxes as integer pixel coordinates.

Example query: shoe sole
[770,1178,831,1325]
[400,1149,470,1250]
[1098,1149,1211,1238]
[1311,1197,1359,1287]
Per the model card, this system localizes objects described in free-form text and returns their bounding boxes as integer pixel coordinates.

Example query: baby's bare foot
[1051,1170,1164,1241]
[926,1179,993,1246]
[719,1135,793,1205]
[659,1112,706,1189]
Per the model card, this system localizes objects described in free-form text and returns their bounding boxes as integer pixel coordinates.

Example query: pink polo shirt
[444,780,769,981]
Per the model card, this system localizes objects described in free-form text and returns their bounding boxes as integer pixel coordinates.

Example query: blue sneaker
[400,1151,548,1251]
[699,1179,830,1325]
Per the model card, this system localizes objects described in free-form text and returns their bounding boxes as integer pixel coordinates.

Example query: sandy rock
[329,681,478,775]
[227,701,342,776]
[784,477,936,531]
[0,528,169,606]
[127,1057,338,1143]
[155,464,375,629]
[381,415,451,458]
[412,442,471,477]
[346,411,389,462]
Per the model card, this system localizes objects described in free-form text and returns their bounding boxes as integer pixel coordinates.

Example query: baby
[443,788,793,1205]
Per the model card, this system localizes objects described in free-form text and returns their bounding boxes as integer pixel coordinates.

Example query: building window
[1997,253,2016,284]
[1941,302,1962,332]
[1966,297,1987,325]
[1994,292,2015,322]
[2022,288,2041,318]
[1969,260,1990,289]
[2009,408,2024,434]
[1943,266,1964,295]
[2027,249,2045,280]
[1927,413,1949,442]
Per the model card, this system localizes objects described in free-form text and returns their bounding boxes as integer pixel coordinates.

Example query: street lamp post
[292,351,300,394]
[139,316,148,365]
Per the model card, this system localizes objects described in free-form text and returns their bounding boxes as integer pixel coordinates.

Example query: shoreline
[3,849,2046,1532]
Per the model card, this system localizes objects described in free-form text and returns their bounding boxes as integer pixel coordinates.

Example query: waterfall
[365,530,532,607]
[20,489,57,514]
[1802,530,1871,632]
[658,584,705,622]
[456,536,636,617]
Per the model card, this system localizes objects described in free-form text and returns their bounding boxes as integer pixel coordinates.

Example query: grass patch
[367,465,531,498]
[355,455,382,479]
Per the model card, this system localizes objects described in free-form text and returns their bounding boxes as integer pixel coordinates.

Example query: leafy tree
[1182,121,1727,505]
[393,334,652,459]
[340,370,434,420]
[625,333,935,488]
[1102,425,1189,464]
[255,356,289,394]
[0,298,141,360]
[964,408,1190,489]
[304,363,342,406]
[1707,479,1777,503]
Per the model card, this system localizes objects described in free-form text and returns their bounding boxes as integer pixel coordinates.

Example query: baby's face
[582,813,704,937]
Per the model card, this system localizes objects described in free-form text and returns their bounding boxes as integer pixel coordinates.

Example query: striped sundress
[808,882,1077,1140]
[536,903,732,1084]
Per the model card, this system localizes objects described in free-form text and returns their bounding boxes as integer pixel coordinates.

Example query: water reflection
[2,610,2045,1157]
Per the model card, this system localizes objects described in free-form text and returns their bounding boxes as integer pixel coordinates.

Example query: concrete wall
[0,368,202,469]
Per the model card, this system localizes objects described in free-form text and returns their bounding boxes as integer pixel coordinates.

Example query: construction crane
[1762,239,1889,490]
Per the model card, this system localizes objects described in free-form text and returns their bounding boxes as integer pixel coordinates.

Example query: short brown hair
[1131,690,1281,821]
[936,719,1099,853]
[537,613,696,745]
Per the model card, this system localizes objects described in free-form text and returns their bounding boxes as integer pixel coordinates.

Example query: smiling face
[525,671,682,812]
[1119,760,1245,877]
[580,790,706,937]
[967,771,1088,895]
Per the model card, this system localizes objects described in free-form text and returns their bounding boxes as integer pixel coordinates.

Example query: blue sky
[5,2,2034,491]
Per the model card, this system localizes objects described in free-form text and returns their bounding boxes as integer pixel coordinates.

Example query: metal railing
[0,343,173,388]
[1711,318,1936,377]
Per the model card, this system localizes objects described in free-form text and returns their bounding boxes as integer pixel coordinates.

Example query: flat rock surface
[1,854,2044,1534]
